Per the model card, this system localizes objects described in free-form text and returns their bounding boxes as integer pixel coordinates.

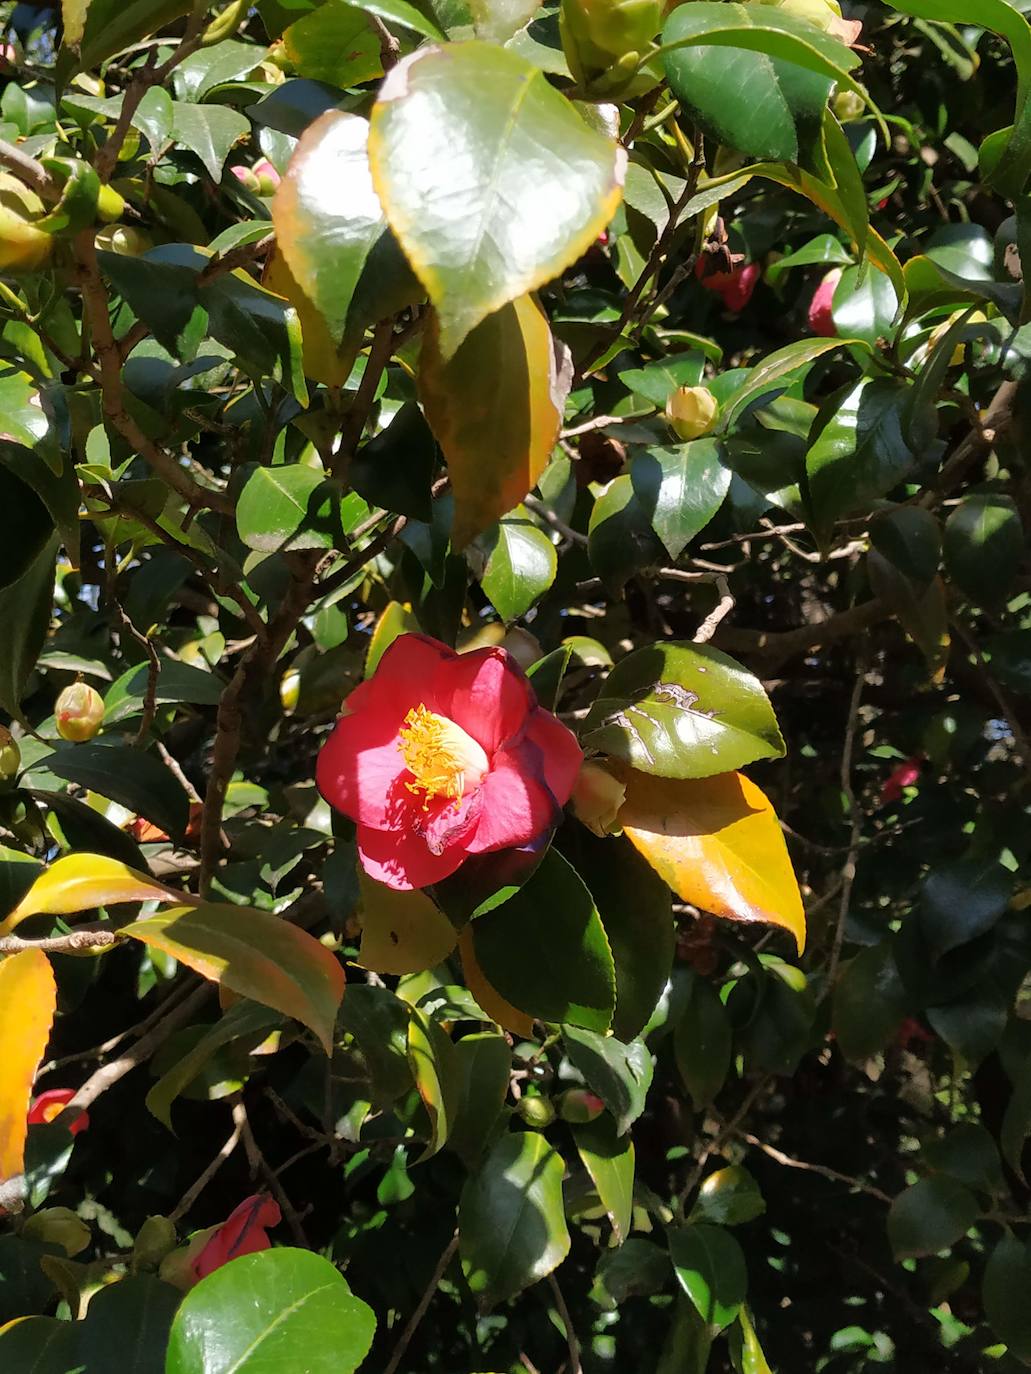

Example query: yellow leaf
[419,294,569,549]
[125,903,344,1054]
[358,872,457,975]
[458,928,534,1037]
[264,249,356,388]
[617,768,805,953]
[366,601,418,678]
[0,853,186,937]
[0,949,57,1207]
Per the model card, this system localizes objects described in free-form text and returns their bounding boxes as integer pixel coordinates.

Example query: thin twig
[169,1099,246,1223]
[382,1231,460,1374]
[524,494,587,547]
[235,1097,309,1246]
[0,927,120,954]
[40,976,201,1077]
[737,1130,892,1203]
[693,574,735,644]
[548,1273,582,1374]
[821,652,868,1000]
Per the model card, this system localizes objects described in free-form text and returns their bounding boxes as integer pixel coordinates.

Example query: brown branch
[169,1098,246,1223]
[73,231,233,515]
[548,1273,582,1374]
[713,598,887,662]
[334,318,397,475]
[693,573,735,644]
[52,981,212,1126]
[0,926,121,955]
[368,13,401,70]
[197,233,275,287]
[382,1231,460,1374]
[0,138,59,200]
[738,1131,892,1204]
[235,1098,309,1246]
[821,651,868,1001]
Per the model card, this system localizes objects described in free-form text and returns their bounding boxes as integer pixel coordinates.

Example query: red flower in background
[317,634,582,890]
[28,1088,90,1137]
[808,267,843,337]
[695,257,761,312]
[880,756,923,805]
[192,1194,281,1281]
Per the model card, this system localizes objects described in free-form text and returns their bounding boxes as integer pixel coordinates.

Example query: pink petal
[523,709,583,807]
[357,822,469,890]
[464,747,560,854]
[808,268,842,337]
[348,633,457,717]
[316,709,412,829]
[445,647,536,754]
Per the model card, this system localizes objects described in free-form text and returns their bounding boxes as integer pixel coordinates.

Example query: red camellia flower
[317,634,582,890]
[808,267,843,337]
[28,1088,90,1137]
[880,755,923,805]
[192,1194,282,1282]
[695,257,761,313]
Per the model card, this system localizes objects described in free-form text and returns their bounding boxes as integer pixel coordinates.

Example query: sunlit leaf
[0,950,57,1210]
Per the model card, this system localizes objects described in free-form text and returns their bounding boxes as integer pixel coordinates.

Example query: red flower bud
[807,267,842,337]
[28,1088,90,1137]
[880,756,923,805]
[192,1194,281,1282]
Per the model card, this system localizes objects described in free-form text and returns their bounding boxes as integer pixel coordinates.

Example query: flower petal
[524,708,583,806]
[316,709,412,829]
[346,632,458,716]
[464,745,560,854]
[446,646,536,754]
[357,822,469,890]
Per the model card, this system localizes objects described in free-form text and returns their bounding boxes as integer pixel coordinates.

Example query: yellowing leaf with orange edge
[124,903,344,1053]
[459,928,534,1038]
[419,294,570,549]
[0,949,57,1211]
[369,41,625,359]
[0,853,187,936]
[264,250,356,388]
[617,768,805,953]
[358,872,457,975]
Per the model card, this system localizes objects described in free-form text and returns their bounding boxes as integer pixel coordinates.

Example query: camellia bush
[3,0,1031,1368]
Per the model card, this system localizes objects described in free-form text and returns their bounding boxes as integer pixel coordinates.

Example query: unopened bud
[55,683,105,742]
[665,386,719,441]
[517,1095,557,1128]
[557,1088,606,1123]
[571,761,626,837]
[23,1207,91,1257]
[132,1215,178,1272]
[833,89,865,122]
[0,726,20,781]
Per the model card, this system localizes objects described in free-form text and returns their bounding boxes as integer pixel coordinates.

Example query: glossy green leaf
[171,104,250,183]
[46,743,189,842]
[369,41,624,357]
[341,0,444,39]
[669,1223,747,1331]
[983,1231,1031,1364]
[690,1166,765,1227]
[419,295,568,549]
[673,969,732,1107]
[887,1177,979,1260]
[0,440,79,569]
[448,1032,511,1168]
[562,1025,652,1135]
[470,848,616,1032]
[0,465,52,594]
[459,1131,570,1308]
[924,1123,1005,1196]
[591,1238,670,1310]
[0,537,57,722]
[272,112,386,347]
[582,640,784,779]
[805,380,915,545]
[166,1248,376,1374]
[586,470,666,592]
[479,507,557,621]
[0,1315,79,1371]
[868,506,941,587]
[350,402,437,523]
[944,494,1024,607]
[563,830,674,1042]
[281,0,383,87]
[830,264,899,348]
[920,858,1014,962]
[575,1114,635,1244]
[236,465,347,555]
[78,1274,179,1374]
[70,0,192,68]
[337,983,415,1106]
[618,352,706,407]
[719,338,859,431]
[661,2,859,167]
[126,903,344,1054]
[407,1004,460,1158]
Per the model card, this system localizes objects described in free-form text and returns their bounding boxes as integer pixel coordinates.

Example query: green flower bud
[0,725,20,782]
[560,0,662,97]
[517,1095,557,1128]
[55,682,105,742]
[132,1215,178,1272]
[557,1088,606,1123]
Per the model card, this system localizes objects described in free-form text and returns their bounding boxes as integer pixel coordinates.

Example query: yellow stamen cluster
[397,704,488,810]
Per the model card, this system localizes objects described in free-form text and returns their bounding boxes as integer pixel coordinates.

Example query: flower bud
[832,89,865,122]
[55,683,105,742]
[665,386,719,441]
[280,667,300,713]
[560,0,661,96]
[557,1088,606,1123]
[571,761,626,837]
[132,1215,178,1272]
[807,268,842,338]
[94,224,153,256]
[253,158,282,196]
[0,726,20,781]
[22,1207,91,1257]
[517,1095,557,1128]
[230,164,262,194]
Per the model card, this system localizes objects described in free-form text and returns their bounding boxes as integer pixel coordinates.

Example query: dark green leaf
[562,1024,653,1134]
[689,1166,765,1227]
[868,506,941,586]
[590,1238,670,1310]
[832,941,909,1062]
[459,1131,570,1308]
[984,1231,1031,1364]
[47,742,190,843]
[924,1123,1005,1196]
[79,1275,179,1374]
[919,858,1014,962]
[669,1223,747,1331]
[887,1177,979,1259]
[0,537,57,721]
[944,494,1024,607]
[448,1032,511,1168]
[674,969,732,1107]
